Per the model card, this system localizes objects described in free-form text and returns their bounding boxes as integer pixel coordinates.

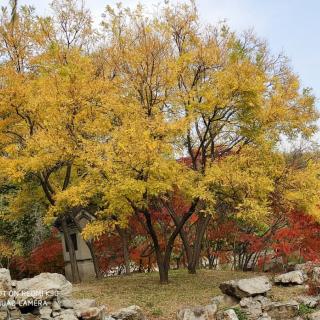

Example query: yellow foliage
[0,0,318,241]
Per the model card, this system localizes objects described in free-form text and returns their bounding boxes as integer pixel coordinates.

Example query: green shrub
[298,303,313,316]
[233,307,248,320]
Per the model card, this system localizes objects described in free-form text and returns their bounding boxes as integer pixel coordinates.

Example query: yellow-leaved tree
[78,2,318,283]
[0,0,118,282]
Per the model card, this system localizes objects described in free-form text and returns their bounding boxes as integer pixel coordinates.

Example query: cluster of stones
[0,269,145,320]
[177,262,320,320]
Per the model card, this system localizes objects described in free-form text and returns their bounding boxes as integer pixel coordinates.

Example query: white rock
[240,297,262,319]
[177,304,217,320]
[52,300,61,312]
[54,309,78,320]
[52,311,61,317]
[9,308,22,320]
[264,300,299,319]
[295,262,320,275]
[216,309,239,320]
[72,299,96,315]
[0,269,12,294]
[39,306,53,320]
[313,267,320,282]
[111,305,146,320]
[78,306,106,320]
[296,295,319,308]
[16,273,72,303]
[274,271,307,285]
[60,298,73,309]
[308,311,320,320]
[219,276,272,299]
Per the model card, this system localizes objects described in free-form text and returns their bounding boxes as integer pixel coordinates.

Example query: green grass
[298,303,314,316]
[72,269,305,320]
[233,307,248,320]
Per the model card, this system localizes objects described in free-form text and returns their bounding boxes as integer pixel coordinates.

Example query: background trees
[0,0,319,284]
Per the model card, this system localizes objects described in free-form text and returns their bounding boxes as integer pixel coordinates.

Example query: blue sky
[5,0,320,107]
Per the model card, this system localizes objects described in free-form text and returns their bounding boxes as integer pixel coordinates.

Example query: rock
[23,313,40,320]
[111,305,146,320]
[296,295,319,308]
[216,309,239,320]
[240,297,263,319]
[219,276,272,299]
[39,306,53,320]
[60,298,73,309]
[78,306,106,320]
[72,299,96,311]
[55,309,78,320]
[6,299,17,311]
[295,262,320,275]
[0,305,8,320]
[264,300,299,319]
[274,271,307,285]
[313,267,320,282]
[254,295,272,309]
[72,299,97,317]
[0,269,12,296]
[177,304,217,320]
[52,300,61,312]
[308,311,320,320]
[16,273,72,303]
[9,308,22,319]
[238,295,273,319]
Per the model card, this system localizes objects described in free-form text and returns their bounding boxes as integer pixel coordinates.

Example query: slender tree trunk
[174,214,210,274]
[61,216,81,283]
[116,226,130,275]
[86,240,102,279]
[165,200,211,274]
[157,259,169,284]
[188,214,211,274]
[139,259,143,273]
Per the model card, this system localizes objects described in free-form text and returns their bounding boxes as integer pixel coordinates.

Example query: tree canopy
[0,0,319,283]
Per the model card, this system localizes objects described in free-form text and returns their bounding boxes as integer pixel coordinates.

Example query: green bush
[298,303,313,316]
[233,307,248,320]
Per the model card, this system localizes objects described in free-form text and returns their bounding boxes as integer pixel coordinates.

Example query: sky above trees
[12,0,320,109]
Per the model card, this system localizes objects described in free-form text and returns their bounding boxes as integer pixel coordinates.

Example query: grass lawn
[72,269,305,320]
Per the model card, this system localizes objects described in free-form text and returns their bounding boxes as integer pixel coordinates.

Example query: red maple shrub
[10,229,64,279]
[272,211,320,268]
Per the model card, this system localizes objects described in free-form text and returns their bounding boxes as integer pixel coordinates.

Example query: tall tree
[81,2,318,283]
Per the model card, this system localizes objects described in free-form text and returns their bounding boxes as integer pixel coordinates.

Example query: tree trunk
[61,216,81,283]
[158,264,169,283]
[116,226,131,275]
[143,211,170,284]
[156,252,169,284]
[188,214,211,274]
[86,240,102,279]
[165,201,210,275]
